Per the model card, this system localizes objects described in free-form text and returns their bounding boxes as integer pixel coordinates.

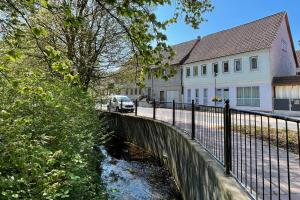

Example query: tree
[0,0,213,90]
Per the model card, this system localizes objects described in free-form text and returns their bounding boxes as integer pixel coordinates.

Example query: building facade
[182,12,298,111]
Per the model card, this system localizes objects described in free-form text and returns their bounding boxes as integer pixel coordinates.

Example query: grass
[232,125,300,155]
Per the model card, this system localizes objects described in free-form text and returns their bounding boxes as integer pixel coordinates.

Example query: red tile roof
[184,12,286,64]
[167,39,199,65]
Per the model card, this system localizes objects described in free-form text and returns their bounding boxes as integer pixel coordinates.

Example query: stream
[99,137,182,200]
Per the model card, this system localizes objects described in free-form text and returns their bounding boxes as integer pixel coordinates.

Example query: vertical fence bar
[261,116,265,200]
[276,118,281,198]
[121,99,123,113]
[267,117,272,200]
[191,100,195,140]
[135,99,137,116]
[254,114,258,199]
[153,99,156,119]
[172,100,175,126]
[285,121,291,200]
[224,100,231,175]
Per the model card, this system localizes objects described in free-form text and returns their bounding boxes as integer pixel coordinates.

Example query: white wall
[270,17,297,78]
[182,49,273,111]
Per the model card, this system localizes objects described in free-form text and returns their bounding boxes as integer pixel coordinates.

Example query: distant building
[121,39,199,102]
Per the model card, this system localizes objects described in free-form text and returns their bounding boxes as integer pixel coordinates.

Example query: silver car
[107,95,135,112]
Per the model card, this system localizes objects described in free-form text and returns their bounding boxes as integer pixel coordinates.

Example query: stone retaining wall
[100,112,249,200]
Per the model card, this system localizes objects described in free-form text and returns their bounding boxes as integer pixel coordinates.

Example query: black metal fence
[103,99,300,200]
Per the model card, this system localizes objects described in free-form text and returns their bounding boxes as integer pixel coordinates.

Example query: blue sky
[155,0,300,49]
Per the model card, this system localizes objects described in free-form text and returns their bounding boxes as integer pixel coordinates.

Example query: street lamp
[214,71,217,106]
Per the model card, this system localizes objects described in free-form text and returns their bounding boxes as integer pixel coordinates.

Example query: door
[203,88,208,105]
[216,88,229,106]
[166,91,179,102]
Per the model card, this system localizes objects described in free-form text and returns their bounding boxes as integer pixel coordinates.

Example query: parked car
[107,95,135,112]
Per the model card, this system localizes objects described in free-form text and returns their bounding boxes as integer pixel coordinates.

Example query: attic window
[281,39,287,52]
[186,67,191,77]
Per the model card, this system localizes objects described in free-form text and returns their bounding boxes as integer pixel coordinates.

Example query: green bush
[0,58,106,199]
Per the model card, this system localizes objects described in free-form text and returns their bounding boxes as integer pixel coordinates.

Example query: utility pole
[214,71,217,106]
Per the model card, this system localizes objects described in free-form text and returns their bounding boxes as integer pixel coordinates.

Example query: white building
[182,12,298,111]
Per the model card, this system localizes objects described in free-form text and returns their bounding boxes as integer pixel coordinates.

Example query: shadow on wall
[100,112,248,200]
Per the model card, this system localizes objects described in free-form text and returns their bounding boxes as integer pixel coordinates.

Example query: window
[160,91,164,102]
[234,59,242,72]
[186,67,191,77]
[224,88,229,101]
[213,63,218,75]
[130,89,133,95]
[187,89,191,103]
[126,89,128,95]
[193,66,198,77]
[163,69,167,76]
[201,65,207,76]
[139,88,142,95]
[195,89,199,104]
[203,88,208,105]
[135,88,137,95]
[281,39,287,52]
[223,61,229,73]
[250,56,258,70]
[148,73,151,80]
[237,86,260,107]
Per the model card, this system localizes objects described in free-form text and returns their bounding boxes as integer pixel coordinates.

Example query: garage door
[167,91,179,102]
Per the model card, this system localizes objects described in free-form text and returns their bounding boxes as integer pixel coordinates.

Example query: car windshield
[116,96,131,102]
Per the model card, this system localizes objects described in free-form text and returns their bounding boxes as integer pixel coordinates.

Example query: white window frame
[212,63,219,75]
[222,61,229,73]
[236,86,260,107]
[187,89,191,103]
[186,67,191,78]
[234,59,242,72]
[250,56,258,71]
[201,65,207,76]
[195,89,199,104]
[193,66,198,77]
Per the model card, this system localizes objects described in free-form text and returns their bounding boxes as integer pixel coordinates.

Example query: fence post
[109,99,112,112]
[121,99,123,113]
[224,99,231,175]
[172,100,175,126]
[153,99,156,119]
[191,100,195,140]
[135,99,138,116]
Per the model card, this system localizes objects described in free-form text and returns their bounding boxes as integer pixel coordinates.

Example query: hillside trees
[0,0,212,199]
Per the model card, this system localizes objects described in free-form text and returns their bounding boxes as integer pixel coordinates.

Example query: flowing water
[99,137,182,200]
